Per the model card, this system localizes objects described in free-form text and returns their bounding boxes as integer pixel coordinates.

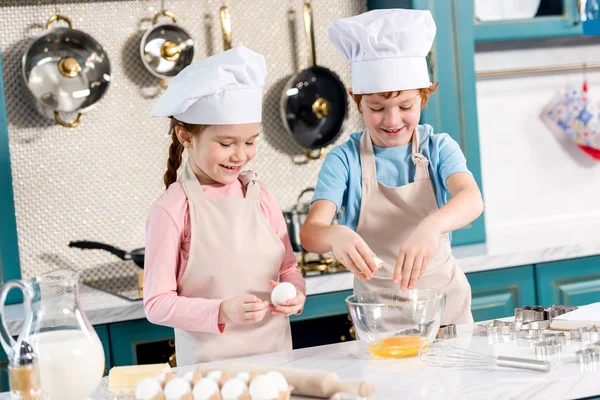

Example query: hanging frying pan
[280,2,348,160]
[140,9,195,89]
[68,240,145,268]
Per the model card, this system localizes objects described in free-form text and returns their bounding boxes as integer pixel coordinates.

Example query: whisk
[418,341,551,372]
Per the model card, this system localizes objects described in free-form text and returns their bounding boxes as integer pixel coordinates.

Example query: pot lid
[141,23,194,79]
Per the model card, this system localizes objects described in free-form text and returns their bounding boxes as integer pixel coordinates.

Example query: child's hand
[268,280,306,316]
[330,225,379,280]
[219,295,269,325]
[393,220,441,290]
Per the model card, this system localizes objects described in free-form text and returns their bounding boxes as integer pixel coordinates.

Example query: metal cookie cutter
[520,320,551,331]
[515,306,546,323]
[477,320,514,336]
[510,329,542,340]
[535,338,564,361]
[544,305,578,320]
[541,332,567,346]
[576,345,600,371]
[437,324,457,339]
[570,326,600,342]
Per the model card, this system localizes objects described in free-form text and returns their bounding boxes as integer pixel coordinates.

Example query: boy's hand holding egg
[219,295,270,325]
[269,281,305,316]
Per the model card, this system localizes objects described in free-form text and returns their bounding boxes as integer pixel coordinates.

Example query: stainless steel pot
[140,10,195,89]
[22,14,111,128]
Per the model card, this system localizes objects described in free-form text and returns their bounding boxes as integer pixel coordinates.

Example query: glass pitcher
[0,269,105,400]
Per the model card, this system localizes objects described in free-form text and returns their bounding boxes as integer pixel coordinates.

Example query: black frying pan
[68,241,145,268]
[281,2,348,160]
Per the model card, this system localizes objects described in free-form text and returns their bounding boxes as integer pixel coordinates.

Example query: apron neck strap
[360,129,377,181]
[411,127,431,181]
[239,171,261,199]
[180,160,206,201]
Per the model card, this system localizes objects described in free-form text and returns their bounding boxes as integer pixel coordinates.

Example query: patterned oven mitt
[541,84,600,151]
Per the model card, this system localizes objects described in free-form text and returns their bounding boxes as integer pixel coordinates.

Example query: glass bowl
[346,289,446,358]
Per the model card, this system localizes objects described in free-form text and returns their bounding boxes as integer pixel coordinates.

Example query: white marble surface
[4,233,600,336]
[78,323,600,400]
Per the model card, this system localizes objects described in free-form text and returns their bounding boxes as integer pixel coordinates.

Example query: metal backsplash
[1,0,366,279]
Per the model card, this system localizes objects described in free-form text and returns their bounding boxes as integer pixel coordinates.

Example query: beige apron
[354,129,473,325]
[175,161,292,365]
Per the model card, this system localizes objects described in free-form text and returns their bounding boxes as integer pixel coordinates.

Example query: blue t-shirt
[312,124,471,239]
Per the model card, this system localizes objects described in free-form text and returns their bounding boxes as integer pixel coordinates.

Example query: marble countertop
[4,235,600,336]
[80,323,600,400]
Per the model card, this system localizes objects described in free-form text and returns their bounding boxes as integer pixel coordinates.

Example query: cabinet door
[466,266,536,321]
[367,0,486,246]
[95,324,111,374]
[536,256,600,306]
[108,319,174,367]
[291,314,355,349]
[290,290,352,322]
[473,0,583,41]
[0,49,22,303]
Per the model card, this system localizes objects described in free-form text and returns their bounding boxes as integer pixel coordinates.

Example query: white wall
[475,42,600,252]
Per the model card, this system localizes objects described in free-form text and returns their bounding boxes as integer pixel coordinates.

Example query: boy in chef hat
[144,46,306,365]
[301,9,483,324]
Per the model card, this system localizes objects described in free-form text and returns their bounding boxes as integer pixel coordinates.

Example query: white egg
[271,282,296,306]
[236,371,250,383]
[136,377,163,400]
[248,374,279,400]
[192,378,220,400]
[182,371,195,383]
[265,371,288,391]
[206,370,222,383]
[221,377,247,400]
[154,372,166,385]
[373,256,383,269]
[163,377,191,400]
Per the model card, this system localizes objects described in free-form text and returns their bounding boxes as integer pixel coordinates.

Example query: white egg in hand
[164,377,191,400]
[192,378,220,400]
[271,282,296,306]
[136,377,163,400]
[249,374,279,400]
[221,377,247,400]
[265,371,288,391]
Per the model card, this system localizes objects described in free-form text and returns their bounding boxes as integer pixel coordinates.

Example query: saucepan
[68,241,145,268]
[140,9,195,88]
[280,2,348,160]
[22,14,111,127]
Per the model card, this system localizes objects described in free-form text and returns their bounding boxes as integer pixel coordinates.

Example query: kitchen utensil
[220,5,232,50]
[68,240,145,268]
[418,341,551,372]
[197,363,374,399]
[436,324,457,340]
[477,320,514,336]
[346,289,445,359]
[570,326,600,342]
[534,338,563,361]
[140,9,195,89]
[283,187,315,252]
[281,2,348,160]
[541,332,567,346]
[22,13,111,127]
[0,269,105,399]
[514,305,545,323]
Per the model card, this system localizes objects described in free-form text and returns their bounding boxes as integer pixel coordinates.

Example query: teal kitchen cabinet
[95,324,112,374]
[536,256,600,307]
[290,289,352,322]
[0,49,21,303]
[466,266,537,322]
[368,0,485,246]
[473,0,583,42]
[109,319,175,367]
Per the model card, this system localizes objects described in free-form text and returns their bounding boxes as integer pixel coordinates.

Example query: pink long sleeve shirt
[144,179,306,334]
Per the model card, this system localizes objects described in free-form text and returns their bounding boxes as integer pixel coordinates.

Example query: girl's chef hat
[150,46,266,124]
[328,9,435,94]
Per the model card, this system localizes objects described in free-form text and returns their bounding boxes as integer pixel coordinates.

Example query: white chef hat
[328,9,436,94]
[150,46,267,124]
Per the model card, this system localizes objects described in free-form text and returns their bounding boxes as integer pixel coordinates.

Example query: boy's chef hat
[328,9,436,94]
[150,46,267,124]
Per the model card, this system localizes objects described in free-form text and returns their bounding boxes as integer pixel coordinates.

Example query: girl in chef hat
[144,46,306,365]
[301,9,483,324]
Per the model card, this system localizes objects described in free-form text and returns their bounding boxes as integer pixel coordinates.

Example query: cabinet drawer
[536,256,600,306]
[466,265,536,321]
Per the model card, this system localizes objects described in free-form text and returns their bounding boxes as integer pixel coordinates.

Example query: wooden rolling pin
[197,363,374,398]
